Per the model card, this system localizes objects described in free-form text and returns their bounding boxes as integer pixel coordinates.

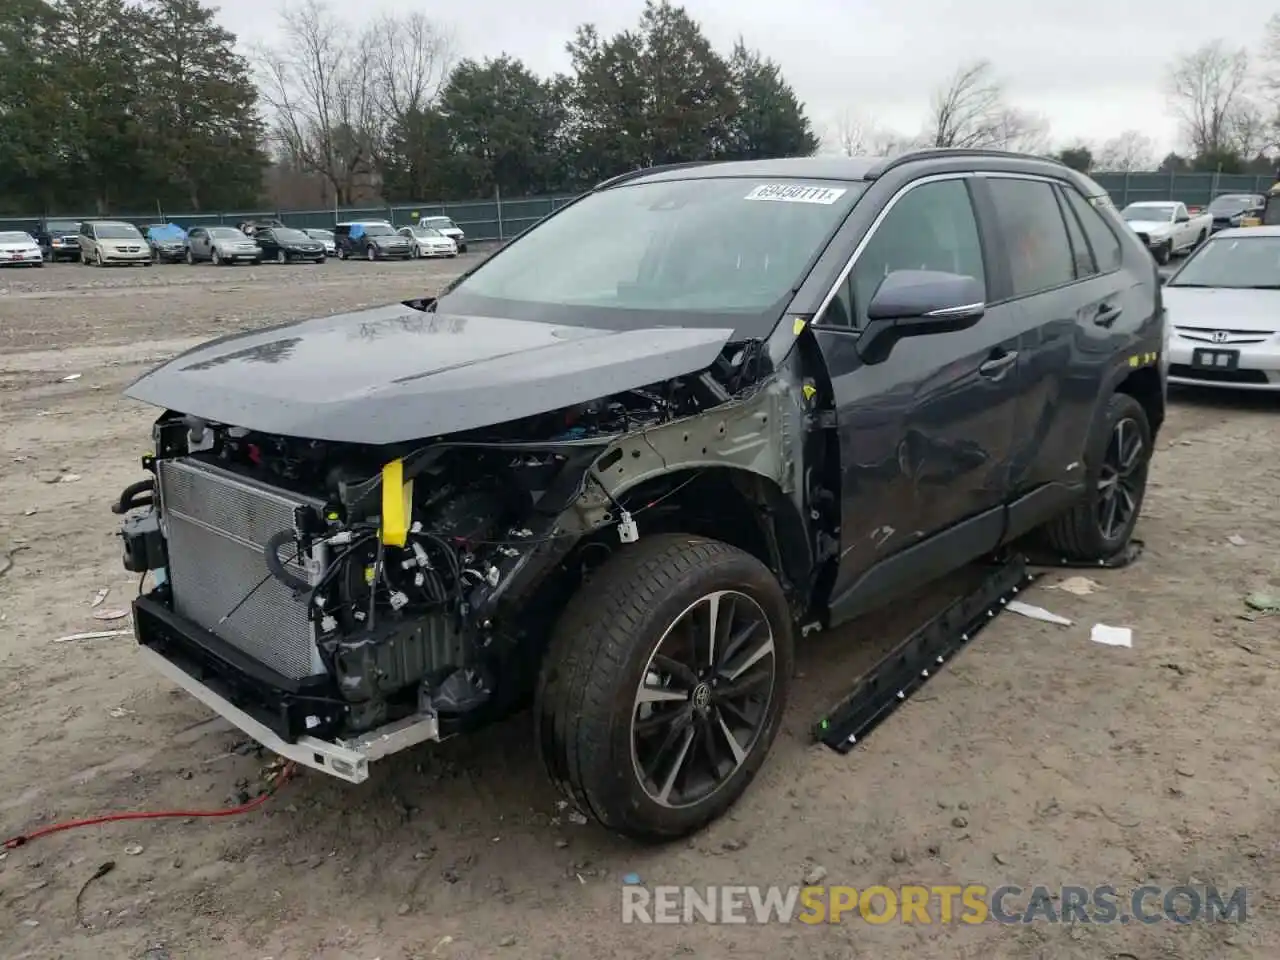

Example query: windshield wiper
[1243,284,1280,289]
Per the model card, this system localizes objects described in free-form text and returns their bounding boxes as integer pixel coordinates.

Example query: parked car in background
[305,228,337,256]
[237,219,287,239]
[1118,201,1211,264]
[398,224,457,258]
[1162,225,1280,391]
[185,226,262,266]
[33,219,82,262]
[255,226,327,263]
[145,223,188,263]
[334,221,412,260]
[79,220,151,267]
[1206,193,1266,232]
[0,230,44,267]
[417,215,467,252]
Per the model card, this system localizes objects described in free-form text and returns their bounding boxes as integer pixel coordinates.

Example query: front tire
[366,245,376,261]
[536,534,793,842]
[1154,241,1171,265]
[1041,392,1152,561]
[277,250,287,264]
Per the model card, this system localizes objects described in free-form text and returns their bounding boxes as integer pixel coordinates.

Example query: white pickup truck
[1118,201,1212,264]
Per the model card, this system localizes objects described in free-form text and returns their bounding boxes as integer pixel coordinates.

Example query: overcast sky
[213,0,1276,156]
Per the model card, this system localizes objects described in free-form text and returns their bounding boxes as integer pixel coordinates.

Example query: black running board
[814,555,1033,754]
[1021,538,1144,570]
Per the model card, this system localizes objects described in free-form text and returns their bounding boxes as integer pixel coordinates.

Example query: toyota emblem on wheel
[1211,330,1230,343]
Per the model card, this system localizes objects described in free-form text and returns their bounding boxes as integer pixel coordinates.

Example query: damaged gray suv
[115,150,1166,841]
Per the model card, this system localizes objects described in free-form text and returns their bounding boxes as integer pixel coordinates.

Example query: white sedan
[1162,225,1280,390]
[0,230,44,267]
[398,225,458,259]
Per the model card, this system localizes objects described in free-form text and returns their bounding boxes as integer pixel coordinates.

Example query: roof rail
[592,159,729,191]
[865,147,1068,180]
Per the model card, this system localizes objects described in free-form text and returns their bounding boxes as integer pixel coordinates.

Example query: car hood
[1126,220,1172,233]
[1164,286,1280,332]
[0,241,38,252]
[124,303,736,444]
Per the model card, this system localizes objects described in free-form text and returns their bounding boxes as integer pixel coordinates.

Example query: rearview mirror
[859,270,985,364]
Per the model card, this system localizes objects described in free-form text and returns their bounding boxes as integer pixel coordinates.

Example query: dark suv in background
[114,149,1164,843]
[32,219,82,262]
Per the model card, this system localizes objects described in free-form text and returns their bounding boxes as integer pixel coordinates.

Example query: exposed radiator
[157,458,327,680]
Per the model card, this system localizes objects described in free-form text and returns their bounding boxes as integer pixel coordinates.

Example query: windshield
[1122,205,1175,223]
[1168,235,1280,289]
[363,224,394,237]
[423,217,456,230]
[275,228,310,242]
[441,178,863,334]
[1207,196,1260,215]
[307,230,333,240]
[46,220,79,233]
[96,223,142,239]
[411,227,443,238]
[210,227,246,240]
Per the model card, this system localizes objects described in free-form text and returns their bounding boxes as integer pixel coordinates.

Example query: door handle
[979,351,1018,378]
[1093,304,1123,328]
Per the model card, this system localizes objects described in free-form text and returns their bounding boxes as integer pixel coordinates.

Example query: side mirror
[1176,213,1190,223]
[858,270,985,365]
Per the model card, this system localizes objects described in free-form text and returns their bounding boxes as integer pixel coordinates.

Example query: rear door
[977,175,1132,537]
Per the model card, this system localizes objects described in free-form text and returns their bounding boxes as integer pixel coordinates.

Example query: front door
[809,175,1028,615]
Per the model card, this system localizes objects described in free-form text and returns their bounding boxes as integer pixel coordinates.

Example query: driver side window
[820,178,986,329]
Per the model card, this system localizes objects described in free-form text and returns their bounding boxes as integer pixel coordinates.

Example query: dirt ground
[1,256,1278,960]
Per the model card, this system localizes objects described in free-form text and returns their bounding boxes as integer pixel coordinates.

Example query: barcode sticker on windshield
[745,184,847,204]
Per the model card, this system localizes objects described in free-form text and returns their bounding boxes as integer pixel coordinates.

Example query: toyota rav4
[114,150,1165,842]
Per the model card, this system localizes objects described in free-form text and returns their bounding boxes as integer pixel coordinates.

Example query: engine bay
[117,351,766,741]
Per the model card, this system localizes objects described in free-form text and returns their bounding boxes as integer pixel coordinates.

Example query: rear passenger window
[986,179,1074,296]
[828,178,985,329]
[1061,187,1122,273]
[1055,186,1096,278]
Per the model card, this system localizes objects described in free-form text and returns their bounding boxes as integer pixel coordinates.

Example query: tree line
[3,0,1280,218]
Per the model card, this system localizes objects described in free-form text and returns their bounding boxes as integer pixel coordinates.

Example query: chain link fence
[3,171,1277,236]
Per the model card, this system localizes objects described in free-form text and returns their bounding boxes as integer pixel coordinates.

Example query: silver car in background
[305,229,337,256]
[398,225,458,258]
[1163,225,1280,391]
[185,226,262,265]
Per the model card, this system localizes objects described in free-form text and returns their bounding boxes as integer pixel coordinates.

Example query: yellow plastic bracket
[380,459,413,547]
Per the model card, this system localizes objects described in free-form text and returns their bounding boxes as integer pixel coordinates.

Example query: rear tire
[535,534,793,842]
[1041,392,1152,561]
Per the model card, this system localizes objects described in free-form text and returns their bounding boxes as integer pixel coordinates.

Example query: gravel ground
[1,257,1278,960]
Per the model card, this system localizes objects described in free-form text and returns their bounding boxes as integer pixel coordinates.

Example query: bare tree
[1165,41,1255,156]
[926,60,1004,148]
[253,0,378,204]
[366,12,454,134]
[1096,129,1157,171]
[987,107,1052,153]
[254,0,450,205]
[830,110,916,157]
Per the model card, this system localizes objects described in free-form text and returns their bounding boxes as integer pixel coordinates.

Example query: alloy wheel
[631,590,776,809]
[1097,416,1145,540]
[277,250,287,264]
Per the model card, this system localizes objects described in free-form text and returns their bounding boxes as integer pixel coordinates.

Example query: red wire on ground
[2,761,297,851]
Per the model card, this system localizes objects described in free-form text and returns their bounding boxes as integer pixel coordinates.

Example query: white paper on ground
[1006,600,1073,626]
[1090,623,1133,648]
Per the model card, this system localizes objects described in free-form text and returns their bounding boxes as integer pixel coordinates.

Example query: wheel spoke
[715,711,748,767]
[635,703,690,737]
[642,708,693,782]
[716,696,755,727]
[718,618,763,673]
[715,665,773,702]
[703,592,720,670]
[720,634,775,682]
[637,683,690,704]
[651,654,698,689]
[1120,436,1144,474]
[1101,489,1120,539]
[655,726,696,805]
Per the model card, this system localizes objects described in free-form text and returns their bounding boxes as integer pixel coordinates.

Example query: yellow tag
[380,459,412,548]
[364,565,375,584]
[802,384,817,401]
[793,317,806,335]
[1128,356,1139,368]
